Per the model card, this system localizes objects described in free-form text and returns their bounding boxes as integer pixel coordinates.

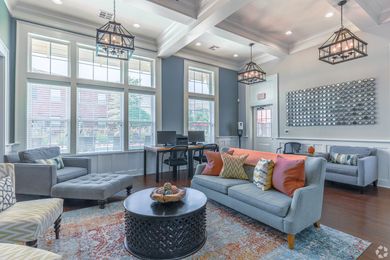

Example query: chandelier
[238,43,266,85]
[96,0,135,60]
[319,0,367,65]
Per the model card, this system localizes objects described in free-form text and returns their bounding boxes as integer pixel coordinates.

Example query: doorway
[253,106,273,152]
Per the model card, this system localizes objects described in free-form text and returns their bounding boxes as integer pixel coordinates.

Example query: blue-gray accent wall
[161,56,238,137]
[161,56,185,133]
[0,2,16,142]
[219,67,238,136]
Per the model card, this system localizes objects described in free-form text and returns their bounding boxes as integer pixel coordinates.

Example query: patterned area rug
[40,200,370,259]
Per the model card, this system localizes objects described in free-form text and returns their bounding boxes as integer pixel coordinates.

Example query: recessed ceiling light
[133,23,140,28]
[233,54,239,57]
[52,0,63,5]
[325,12,334,18]
[195,42,202,46]
[285,30,292,35]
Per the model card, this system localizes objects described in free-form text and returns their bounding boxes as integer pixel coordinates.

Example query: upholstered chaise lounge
[0,164,63,247]
[191,148,326,249]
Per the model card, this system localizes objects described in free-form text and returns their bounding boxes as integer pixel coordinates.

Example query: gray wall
[161,56,238,136]
[161,56,185,133]
[262,31,390,141]
[219,67,238,136]
[0,1,15,143]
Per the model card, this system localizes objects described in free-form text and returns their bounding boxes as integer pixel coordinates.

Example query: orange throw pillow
[272,155,305,197]
[202,150,233,176]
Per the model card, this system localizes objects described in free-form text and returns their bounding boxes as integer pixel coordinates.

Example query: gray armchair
[325,146,378,193]
[4,147,91,196]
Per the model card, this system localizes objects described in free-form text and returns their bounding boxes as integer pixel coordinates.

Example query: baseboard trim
[378,179,390,189]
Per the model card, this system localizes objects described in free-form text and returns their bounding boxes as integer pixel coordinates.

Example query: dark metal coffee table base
[124,205,207,259]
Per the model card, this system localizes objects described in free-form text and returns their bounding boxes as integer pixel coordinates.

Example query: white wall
[242,31,390,188]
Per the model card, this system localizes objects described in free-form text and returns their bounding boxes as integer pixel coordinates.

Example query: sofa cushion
[329,146,375,157]
[0,176,16,212]
[228,183,292,217]
[220,153,249,180]
[56,167,88,183]
[253,159,275,191]
[35,156,65,170]
[19,147,61,163]
[272,156,305,197]
[192,175,249,194]
[326,162,358,176]
[202,150,233,176]
[330,153,359,166]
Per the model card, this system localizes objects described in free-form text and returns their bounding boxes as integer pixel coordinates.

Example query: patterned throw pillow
[219,153,249,180]
[330,153,359,166]
[0,176,16,212]
[253,159,275,191]
[35,156,65,170]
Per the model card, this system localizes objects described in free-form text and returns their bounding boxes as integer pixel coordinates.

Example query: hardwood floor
[60,172,389,259]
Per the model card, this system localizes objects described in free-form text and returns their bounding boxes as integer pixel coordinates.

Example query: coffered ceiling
[5,0,390,69]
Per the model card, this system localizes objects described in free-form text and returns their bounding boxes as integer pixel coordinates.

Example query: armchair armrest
[194,164,207,175]
[283,184,324,234]
[62,157,91,174]
[357,156,378,186]
[14,163,57,196]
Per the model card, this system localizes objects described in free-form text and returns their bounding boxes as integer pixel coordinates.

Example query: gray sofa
[4,147,91,196]
[191,156,326,249]
[325,146,378,193]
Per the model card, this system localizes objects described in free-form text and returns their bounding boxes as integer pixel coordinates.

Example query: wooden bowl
[150,186,186,203]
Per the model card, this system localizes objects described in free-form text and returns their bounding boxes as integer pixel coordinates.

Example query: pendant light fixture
[238,43,266,85]
[96,0,135,60]
[319,0,367,64]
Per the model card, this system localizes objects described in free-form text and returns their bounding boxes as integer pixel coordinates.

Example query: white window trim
[183,60,219,141]
[15,21,162,154]
[0,38,10,161]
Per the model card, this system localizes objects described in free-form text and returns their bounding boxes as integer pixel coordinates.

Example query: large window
[78,47,121,83]
[185,63,217,143]
[188,99,215,142]
[77,88,124,153]
[128,57,153,87]
[30,37,69,76]
[128,93,155,149]
[27,82,71,152]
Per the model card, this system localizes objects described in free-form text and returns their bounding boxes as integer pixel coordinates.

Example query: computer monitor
[157,131,177,146]
[188,131,205,145]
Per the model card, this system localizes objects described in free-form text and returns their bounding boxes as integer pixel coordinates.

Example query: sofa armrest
[62,157,91,174]
[194,164,207,175]
[14,163,57,196]
[283,184,324,234]
[357,156,378,186]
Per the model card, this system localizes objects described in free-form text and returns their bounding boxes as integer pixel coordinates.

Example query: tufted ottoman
[51,173,133,209]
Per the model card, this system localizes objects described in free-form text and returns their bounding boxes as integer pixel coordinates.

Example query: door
[253,106,273,152]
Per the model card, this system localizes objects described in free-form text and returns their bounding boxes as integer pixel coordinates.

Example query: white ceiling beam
[157,0,255,58]
[214,20,288,58]
[127,0,196,24]
[325,0,379,31]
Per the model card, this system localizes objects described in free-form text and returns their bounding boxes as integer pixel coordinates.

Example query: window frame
[183,60,219,143]
[28,34,71,78]
[128,55,155,88]
[16,21,162,155]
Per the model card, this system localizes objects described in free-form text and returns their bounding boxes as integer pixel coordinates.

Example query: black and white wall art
[286,78,376,127]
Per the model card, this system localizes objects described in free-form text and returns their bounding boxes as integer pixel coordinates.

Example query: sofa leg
[287,234,295,249]
[54,215,61,239]
[314,221,320,229]
[98,200,106,209]
[126,186,132,196]
[373,180,378,187]
[26,240,38,248]
[360,187,364,194]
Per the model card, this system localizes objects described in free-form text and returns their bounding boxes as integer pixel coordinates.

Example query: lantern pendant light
[238,43,266,85]
[319,0,367,64]
[96,0,135,60]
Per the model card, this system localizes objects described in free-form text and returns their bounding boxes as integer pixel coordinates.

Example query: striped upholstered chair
[0,164,63,247]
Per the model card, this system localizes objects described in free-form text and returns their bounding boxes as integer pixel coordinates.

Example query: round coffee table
[123,187,207,260]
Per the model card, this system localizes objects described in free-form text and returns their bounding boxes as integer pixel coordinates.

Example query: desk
[144,145,205,182]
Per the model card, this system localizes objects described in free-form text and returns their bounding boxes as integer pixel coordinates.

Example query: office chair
[276,142,301,154]
[193,143,219,164]
[161,145,188,180]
